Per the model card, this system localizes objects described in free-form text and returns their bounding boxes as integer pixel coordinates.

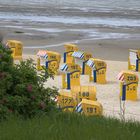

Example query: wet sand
[1,23,140,61]
[22,39,140,61]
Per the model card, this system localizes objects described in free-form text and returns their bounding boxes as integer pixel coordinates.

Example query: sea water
[0,0,140,41]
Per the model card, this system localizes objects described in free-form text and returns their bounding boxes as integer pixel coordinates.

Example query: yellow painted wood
[7,40,23,61]
[71,86,97,105]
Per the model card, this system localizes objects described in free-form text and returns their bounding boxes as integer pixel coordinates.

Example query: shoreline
[0,20,139,61]
[22,38,140,61]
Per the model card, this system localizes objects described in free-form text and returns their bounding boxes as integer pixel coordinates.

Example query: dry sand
[23,47,140,122]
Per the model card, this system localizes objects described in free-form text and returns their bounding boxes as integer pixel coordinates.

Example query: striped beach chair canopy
[72,51,84,59]
[37,50,48,59]
[60,63,69,72]
[117,71,139,83]
[117,71,125,82]
[86,59,96,70]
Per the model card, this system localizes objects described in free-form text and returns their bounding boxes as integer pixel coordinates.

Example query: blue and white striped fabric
[72,51,84,59]
[75,102,83,113]
[44,54,48,59]
[86,59,96,70]
[60,63,69,72]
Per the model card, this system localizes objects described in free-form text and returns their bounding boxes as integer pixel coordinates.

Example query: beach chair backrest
[37,50,61,73]
[128,49,140,71]
[137,50,140,59]
[7,40,23,60]
[60,63,81,73]
[72,51,92,75]
[118,71,139,101]
[64,44,78,52]
[86,58,107,84]
[118,71,139,84]
[58,91,76,112]
[47,51,61,63]
[76,99,103,116]
[129,50,137,66]
[83,52,92,61]
[71,86,96,105]
[60,63,81,89]
[64,44,78,64]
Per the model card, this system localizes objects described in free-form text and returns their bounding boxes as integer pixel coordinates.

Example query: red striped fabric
[117,72,125,81]
[37,50,47,57]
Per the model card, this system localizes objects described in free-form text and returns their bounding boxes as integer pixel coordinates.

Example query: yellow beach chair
[57,91,76,112]
[71,86,97,105]
[63,44,78,64]
[60,63,81,89]
[37,50,61,74]
[86,58,107,84]
[72,51,92,75]
[6,40,23,61]
[128,49,140,72]
[75,99,103,116]
[118,71,139,101]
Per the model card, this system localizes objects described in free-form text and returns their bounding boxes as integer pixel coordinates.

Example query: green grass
[0,112,140,140]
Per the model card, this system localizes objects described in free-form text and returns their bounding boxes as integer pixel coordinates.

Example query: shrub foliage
[0,43,58,119]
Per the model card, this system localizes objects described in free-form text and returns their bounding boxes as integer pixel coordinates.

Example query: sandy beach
[22,53,140,122]
[1,0,140,121]
[1,18,139,121]
[19,35,140,121]
[0,19,139,121]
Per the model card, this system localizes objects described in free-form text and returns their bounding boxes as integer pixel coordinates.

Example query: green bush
[0,43,58,120]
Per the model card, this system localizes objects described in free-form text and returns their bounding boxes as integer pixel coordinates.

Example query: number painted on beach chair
[71,86,96,105]
[118,71,139,101]
[87,107,97,114]
[67,71,80,89]
[75,99,103,116]
[86,58,107,84]
[58,92,76,112]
